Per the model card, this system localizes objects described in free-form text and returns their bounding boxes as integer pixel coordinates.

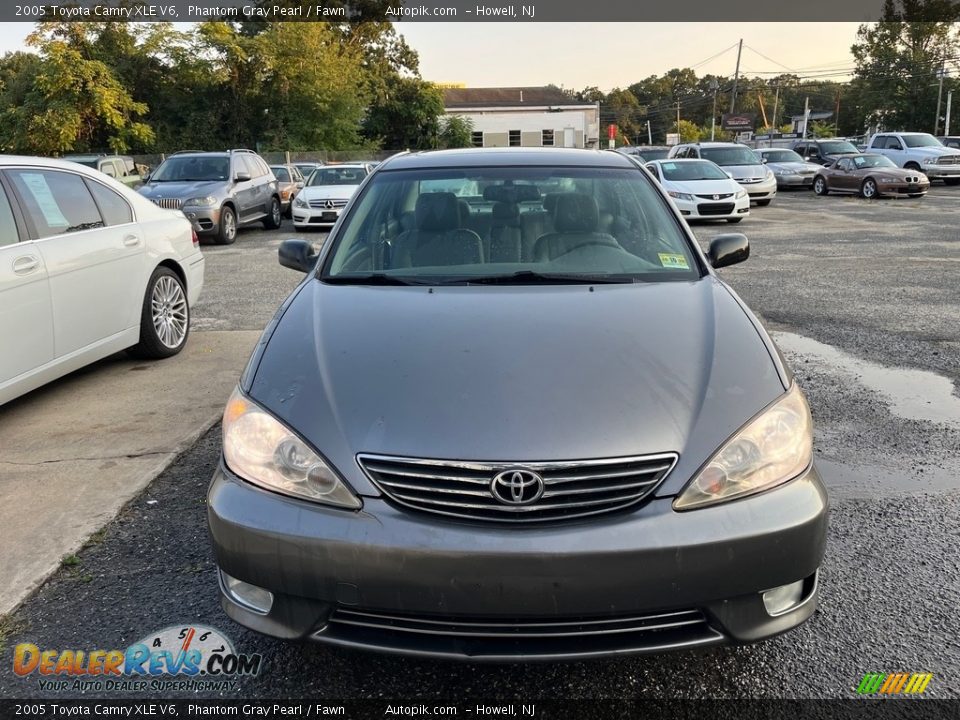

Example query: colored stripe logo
[857,673,933,695]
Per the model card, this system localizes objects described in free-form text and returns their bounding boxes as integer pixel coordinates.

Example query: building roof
[443,86,592,109]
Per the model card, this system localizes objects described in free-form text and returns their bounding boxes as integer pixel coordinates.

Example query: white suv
[667,142,777,205]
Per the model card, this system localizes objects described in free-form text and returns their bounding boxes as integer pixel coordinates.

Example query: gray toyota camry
[208,148,828,661]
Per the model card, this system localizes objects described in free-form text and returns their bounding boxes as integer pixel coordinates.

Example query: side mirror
[235,171,252,183]
[761,157,768,164]
[296,181,304,189]
[279,238,318,273]
[708,233,749,269]
[143,173,151,183]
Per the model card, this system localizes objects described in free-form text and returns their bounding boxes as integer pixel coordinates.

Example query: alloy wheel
[151,276,188,349]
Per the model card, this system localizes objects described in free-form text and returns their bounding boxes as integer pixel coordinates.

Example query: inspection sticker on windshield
[658,253,689,269]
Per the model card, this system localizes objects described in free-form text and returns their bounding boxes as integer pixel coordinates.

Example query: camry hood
[769,161,819,173]
[249,278,786,497]
[718,164,766,181]
[138,180,223,199]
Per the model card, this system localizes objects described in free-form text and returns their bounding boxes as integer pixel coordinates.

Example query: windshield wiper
[323,273,426,286]
[446,270,637,286]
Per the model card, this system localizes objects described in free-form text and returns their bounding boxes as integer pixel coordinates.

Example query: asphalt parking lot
[2,189,959,699]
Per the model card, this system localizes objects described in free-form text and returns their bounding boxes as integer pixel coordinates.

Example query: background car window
[100,163,117,178]
[659,161,727,181]
[308,168,367,187]
[8,169,104,239]
[273,167,290,182]
[0,185,19,247]
[86,179,133,226]
[700,147,760,166]
[152,156,229,182]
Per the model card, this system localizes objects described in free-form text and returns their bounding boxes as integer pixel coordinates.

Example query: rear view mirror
[708,234,749,269]
[279,239,318,273]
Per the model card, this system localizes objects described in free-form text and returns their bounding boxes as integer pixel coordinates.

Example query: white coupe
[645,158,750,223]
[0,156,205,405]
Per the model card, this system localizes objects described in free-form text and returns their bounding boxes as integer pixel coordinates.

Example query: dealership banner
[2,700,960,719]
[0,0,938,23]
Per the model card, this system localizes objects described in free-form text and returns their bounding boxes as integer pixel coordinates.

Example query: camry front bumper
[207,461,828,660]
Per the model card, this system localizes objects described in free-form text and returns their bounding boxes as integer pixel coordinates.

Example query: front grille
[737,177,764,184]
[937,155,960,165]
[696,202,735,216]
[308,199,348,209]
[151,198,181,210]
[318,607,722,659]
[695,193,733,200]
[358,453,677,524]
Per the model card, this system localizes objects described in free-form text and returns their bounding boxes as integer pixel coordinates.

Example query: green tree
[362,77,445,150]
[851,0,960,131]
[439,115,474,149]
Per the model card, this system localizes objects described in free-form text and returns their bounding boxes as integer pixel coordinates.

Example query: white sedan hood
[297,185,359,202]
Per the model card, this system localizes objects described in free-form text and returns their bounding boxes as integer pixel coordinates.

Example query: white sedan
[645,159,750,223]
[0,156,204,405]
[291,163,373,230]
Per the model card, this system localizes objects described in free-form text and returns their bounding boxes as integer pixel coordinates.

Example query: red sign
[608,124,617,140]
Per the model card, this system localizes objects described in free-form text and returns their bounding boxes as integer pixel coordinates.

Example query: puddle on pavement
[815,457,960,498]
[772,331,960,428]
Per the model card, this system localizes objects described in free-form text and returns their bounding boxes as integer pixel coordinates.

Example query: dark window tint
[87,180,133,225]
[471,131,484,147]
[8,169,103,239]
[509,130,521,147]
[0,185,19,247]
[272,167,290,182]
[542,129,554,146]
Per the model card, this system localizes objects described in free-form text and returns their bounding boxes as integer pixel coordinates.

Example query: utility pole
[729,39,743,114]
[935,62,946,135]
[771,84,780,147]
[802,96,810,140]
[676,101,681,134]
[710,79,719,141]
[947,90,954,136]
[647,119,652,145]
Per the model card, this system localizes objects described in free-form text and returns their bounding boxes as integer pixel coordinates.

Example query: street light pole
[710,79,719,141]
[935,62,945,135]
[947,90,954,136]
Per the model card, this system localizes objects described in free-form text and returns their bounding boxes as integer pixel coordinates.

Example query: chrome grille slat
[151,198,182,210]
[333,608,700,629]
[358,453,677,524]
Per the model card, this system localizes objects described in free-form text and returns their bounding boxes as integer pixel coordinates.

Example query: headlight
[922,157,938,165]
[294,196,308,208]
[668,190,695,202]
[765,168,774,179]
[674,384,812,510]
[222,387,361,509]
[735,190,748,199]
[183,196,217,207]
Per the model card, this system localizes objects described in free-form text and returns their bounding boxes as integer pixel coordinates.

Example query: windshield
[819,141,858,155]
[659,161,728,181]
[151,156,229,182]
[903,134,943,148]
[322,166,700,284]
[851,155,896,169]
[700,146,760,167]
[638,148,670,161]
[272,167,290,182]
[762,150,804,163]
[308,167,367,187]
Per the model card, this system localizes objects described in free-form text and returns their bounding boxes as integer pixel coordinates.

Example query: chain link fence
[129,149,401,172]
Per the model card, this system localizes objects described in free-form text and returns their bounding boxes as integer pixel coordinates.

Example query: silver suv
[138,149,282,244]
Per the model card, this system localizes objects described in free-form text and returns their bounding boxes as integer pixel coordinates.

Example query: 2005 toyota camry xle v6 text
[207,148,828,661]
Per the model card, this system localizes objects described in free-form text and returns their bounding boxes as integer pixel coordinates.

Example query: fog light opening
[762,579,805,616]
[221,570,274,614]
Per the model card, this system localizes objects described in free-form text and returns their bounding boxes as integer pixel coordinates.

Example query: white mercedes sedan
[645,158,750,223]
[291,163,373,230]
[0,156,205,405]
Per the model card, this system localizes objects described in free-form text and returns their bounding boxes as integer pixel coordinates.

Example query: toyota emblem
[490,469,544,506]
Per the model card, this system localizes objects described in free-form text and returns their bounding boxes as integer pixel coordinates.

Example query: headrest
[416,193,460,232]
[483,184,542,203]
[543,193,572,215]
[491,201,519,225]
[457,199,471,225]
[553,193,599,233]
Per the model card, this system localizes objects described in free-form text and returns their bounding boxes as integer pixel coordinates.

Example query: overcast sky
[0,22,862,90]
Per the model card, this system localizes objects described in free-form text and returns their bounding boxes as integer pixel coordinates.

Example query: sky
[0,22,862,90]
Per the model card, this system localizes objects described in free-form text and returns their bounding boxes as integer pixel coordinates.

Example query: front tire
[215,206,237,245]
[904,162,922,172]
[814,176,829,195]
[861,178,879,199]
[130,266,189,359]
[263,197,282,229]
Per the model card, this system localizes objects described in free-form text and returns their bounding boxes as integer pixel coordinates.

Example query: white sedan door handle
[12,255,39,275]
[123,234,141,247]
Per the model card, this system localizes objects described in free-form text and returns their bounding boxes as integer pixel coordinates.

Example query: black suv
[138,149,281,244]
[789,138,861,167]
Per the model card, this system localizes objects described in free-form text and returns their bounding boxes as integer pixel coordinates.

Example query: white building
[443,87,600,149]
